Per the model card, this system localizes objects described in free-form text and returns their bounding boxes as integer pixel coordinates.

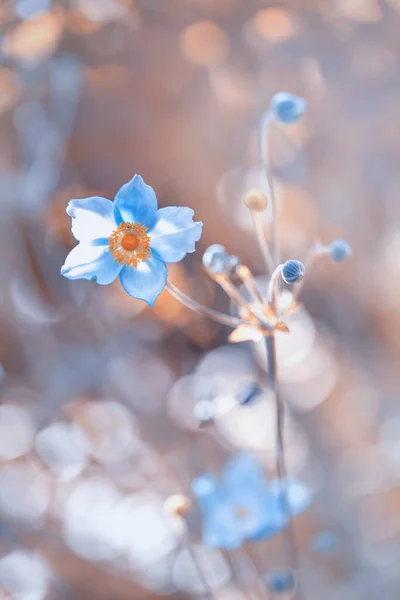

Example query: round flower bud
[226,255,240,276]
[193,399,215,428]
[163,494,192,518]
[329,239,352,263]
[270,92,307,125]
[202,244,228,274]
[265,570,295,594]
[281,260,305,284]
[237,382,263,406]
[244,189,268,212]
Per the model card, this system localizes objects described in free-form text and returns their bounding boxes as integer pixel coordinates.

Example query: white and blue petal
[114,175,158,228]
[61,243,122,285]
[67,197,117,243]
[119,252,167,306]
[149,207,203,263]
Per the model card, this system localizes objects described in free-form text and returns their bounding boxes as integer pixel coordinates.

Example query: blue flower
[191,453,311,550]
[61,175,203,305]
[270,92,307,125]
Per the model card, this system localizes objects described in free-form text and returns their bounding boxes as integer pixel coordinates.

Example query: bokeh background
[1,0,400,598]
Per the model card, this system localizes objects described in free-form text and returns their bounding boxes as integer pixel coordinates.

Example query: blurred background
[1,0,400,598]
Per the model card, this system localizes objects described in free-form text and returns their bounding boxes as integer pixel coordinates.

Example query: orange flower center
[121,233,139,251]
[108,222,151,268]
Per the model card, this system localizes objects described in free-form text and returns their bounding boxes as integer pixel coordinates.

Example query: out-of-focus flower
[270,92,307,124]
[191,453,311,549]
[0,551,51,600]
[265,569,295,594]
[329,239,352,262]
[61,175,202,305]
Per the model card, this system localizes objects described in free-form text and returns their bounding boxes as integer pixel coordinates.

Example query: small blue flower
[329,239,352,263]
[270,92,307,125]
[61,175,203,305]
[191,453,312,550]
[281,260,305,284]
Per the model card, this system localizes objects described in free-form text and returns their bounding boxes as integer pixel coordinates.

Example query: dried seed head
[163,494,192,518]
[244,189,268,212]
[329,239,352,262]
[270,92,307,125]
[281,260,305,284]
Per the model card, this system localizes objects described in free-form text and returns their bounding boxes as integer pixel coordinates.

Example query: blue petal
[114,175,158,228]
[191,474,219,510]
[149,207,203,263]
[119,252,167,306]
[66,197,117,243]
[61,243,122,285]
[270,478,312,516]
[223,453,265,491]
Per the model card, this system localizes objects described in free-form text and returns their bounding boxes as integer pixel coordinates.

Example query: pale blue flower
[191,453,311,550]
[61,175,203,305]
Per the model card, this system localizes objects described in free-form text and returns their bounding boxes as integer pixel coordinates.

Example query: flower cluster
[191,453,311,550]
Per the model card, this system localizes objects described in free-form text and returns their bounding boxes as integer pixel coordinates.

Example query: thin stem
[249,209,274,275]
[165,280,248,328]
[214,274,249,309]
[259,112,279,266]
[265,334,303,600]
[236,265,264,305]
[241,546,272,600]
[283,246,325,315]
[184,534,216,600]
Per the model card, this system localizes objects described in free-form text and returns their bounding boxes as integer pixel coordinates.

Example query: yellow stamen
[108,222,151,267]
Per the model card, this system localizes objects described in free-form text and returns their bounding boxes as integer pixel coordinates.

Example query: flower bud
[270,92,307,125]
[202,244,228,274]
[265,570,295,594]
[237,382,263,406]
[163,494,192,518]
[281,260,305,284]
[329,239,352,262]
[226,255,240,276]
[194,399,215,428]
[244,189,268,212]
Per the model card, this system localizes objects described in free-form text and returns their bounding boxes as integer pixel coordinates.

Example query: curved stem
[259,112,279,266]
[265,335,303,600]
[268,265,283,309]
[165,280,248,328]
